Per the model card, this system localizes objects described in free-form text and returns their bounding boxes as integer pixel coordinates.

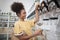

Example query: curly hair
[11,2,24,14]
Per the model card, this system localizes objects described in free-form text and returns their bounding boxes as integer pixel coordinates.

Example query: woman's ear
[16,13,20,17]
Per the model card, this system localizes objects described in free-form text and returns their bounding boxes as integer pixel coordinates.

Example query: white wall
[0,0,34,17]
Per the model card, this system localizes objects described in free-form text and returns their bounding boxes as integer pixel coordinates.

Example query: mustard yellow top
[14,19,35,40]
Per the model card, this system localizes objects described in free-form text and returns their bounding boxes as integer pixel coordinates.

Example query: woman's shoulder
[14,20,20,25]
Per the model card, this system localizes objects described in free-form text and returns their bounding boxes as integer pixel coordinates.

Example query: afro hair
[11,2,24,13]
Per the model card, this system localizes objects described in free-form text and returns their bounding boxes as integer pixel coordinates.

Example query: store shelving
[0,12,18,40]
[0,12,18,27]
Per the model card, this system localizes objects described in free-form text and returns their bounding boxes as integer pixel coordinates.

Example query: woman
[11,2,43,40]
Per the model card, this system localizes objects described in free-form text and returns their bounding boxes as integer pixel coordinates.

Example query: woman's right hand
[34,29,43,36]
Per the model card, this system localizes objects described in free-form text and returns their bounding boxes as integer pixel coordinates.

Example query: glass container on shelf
[0,34,7,40]
[2,22,7,27]
[0,23,2,27]
[9,23,14,27]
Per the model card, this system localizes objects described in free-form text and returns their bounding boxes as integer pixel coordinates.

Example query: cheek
[21,14,26,18]
[20,12,26,18]
[23,14,26,17]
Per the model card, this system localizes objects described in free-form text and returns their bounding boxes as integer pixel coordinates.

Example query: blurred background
[0,0,60,40]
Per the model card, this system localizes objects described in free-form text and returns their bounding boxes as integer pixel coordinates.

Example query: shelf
[0,15,8,17]
[0,21,8,22]
[0,21,15,23]
[0,33,7,34]
[43,19,49,21]
[49,17,58,20]
[10,15,17,17]
[0,27,13,28]
[0,12,17,36]
[9,21,15,22]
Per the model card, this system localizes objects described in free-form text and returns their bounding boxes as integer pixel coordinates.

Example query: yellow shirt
[14,19,35,40]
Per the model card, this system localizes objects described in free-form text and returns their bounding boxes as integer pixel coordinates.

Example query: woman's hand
[35,2,40,10]
[34,29,43,36]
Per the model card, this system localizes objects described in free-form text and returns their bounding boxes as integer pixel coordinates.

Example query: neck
[20,18,24,21]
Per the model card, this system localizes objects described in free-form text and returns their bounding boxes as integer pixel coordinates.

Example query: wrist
[35,9,39,13]
[33,33,38,37]
[35,9,38,11]
[28,34,37,39]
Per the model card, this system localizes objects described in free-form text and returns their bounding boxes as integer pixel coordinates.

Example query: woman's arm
[34,2,40,23]
[18,34,36,40]
[34,10,39,23]
[15,29,42,40]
